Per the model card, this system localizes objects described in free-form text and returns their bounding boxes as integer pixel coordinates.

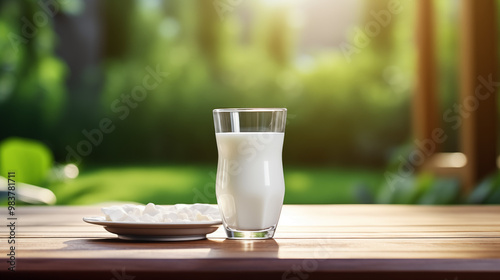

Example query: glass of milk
[213,108,287,239]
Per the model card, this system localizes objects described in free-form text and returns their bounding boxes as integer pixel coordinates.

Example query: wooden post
[414,0,439,152]
[459,0,498,192]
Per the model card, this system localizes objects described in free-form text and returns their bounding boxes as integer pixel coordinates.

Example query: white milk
[215,132,285,230]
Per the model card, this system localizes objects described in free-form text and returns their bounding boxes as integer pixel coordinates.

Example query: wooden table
[2,205,500,279]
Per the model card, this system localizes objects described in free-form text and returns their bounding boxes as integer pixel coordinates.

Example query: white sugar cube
[101,203,220,223]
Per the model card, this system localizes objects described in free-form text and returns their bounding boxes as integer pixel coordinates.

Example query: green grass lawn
[50,165,384,205]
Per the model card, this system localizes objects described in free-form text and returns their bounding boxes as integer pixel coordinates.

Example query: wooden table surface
[2,205,500,279]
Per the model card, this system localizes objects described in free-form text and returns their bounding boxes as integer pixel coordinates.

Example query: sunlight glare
[64,164,79,179]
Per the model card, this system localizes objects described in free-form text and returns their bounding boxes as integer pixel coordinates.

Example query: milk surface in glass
[215,132,285,230]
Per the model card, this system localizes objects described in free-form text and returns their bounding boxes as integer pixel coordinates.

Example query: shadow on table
[63,238,279,257]
[63,238,222,250]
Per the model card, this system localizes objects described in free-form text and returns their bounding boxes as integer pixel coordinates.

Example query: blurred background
[0,0,499,206]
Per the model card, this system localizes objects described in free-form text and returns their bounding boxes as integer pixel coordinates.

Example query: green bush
[0,137,53,186]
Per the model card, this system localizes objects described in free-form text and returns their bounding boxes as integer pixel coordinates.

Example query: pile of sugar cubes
[102,203,220,223]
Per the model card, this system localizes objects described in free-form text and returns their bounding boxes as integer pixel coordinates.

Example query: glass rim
[213,108,287,113]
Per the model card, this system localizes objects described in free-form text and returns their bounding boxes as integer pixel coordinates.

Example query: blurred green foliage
[371,171,500,205]
[467,173,500,204]
[0,137,53,185]
[0,1,498,205]
[0,0,68,139]
[94,0,415,166]
[0,0,417,167]
[376,173,461,204]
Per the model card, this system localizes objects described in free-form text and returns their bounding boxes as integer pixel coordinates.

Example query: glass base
[224,225,276,240]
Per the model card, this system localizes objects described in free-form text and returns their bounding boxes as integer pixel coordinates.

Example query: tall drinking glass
[213,108,287,239]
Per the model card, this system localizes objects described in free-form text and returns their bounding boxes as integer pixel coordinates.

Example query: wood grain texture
[2,205,500,279]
